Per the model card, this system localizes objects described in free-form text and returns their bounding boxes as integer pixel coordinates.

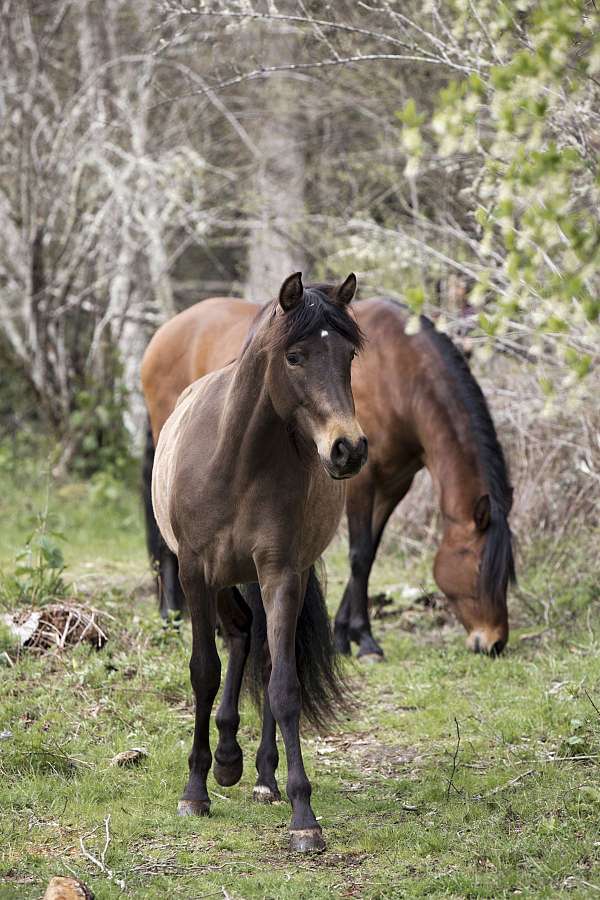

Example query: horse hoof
[253,784,281,804]
[334,635,351,656]
[357,652,384,663]
[289,827,326,853]
[213,757,243,787]
[177,799,210,816]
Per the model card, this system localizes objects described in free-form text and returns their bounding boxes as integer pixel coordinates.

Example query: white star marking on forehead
[321,330,329,337]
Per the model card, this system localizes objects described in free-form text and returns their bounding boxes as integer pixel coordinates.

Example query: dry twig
[79,815,125,891]
[446,717,461,800]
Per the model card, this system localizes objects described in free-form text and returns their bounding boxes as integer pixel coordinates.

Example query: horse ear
[336,273,357,305]
[279,272,304,311]
[474,494,491,531]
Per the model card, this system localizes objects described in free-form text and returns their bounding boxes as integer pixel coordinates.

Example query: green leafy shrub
[0,514,70,609]
[399,0,600,390]
[68,376,134,480]
[560,715,598,758]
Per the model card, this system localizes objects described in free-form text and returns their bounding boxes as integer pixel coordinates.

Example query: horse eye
[286,352,301,366]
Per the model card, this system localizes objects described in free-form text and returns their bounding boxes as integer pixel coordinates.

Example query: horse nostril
[331,438,350,468]
[357,435,368,463]
[472,635,482,654]
[490,639,506,657]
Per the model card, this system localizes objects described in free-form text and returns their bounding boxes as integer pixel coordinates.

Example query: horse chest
[205,465,344,581]
[299,471,346,565]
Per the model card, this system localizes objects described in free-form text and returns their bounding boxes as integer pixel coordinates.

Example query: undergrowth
[1,451,600,898]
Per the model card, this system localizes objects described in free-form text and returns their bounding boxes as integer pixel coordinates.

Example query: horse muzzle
[325,435,368,479]
[466,629,507,657]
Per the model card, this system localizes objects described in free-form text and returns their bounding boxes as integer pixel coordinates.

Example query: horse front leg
[349,483,415,658]
[259,567,324,852]
[334,483,383,659]
[177,559,221,816]
[213,588,251,788]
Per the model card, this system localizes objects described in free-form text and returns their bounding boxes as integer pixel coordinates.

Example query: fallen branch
[544,754,600,762]
[484,769,536,797]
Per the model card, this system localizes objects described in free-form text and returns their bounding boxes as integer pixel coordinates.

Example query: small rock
[43,876,94,900]
[110,747,148,767]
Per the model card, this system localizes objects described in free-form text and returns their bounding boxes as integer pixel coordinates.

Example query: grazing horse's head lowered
[257,272,368,480]
[433,493,514,656]
[427,324,515,656]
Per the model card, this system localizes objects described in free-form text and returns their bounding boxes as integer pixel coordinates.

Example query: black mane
[265,283,364,353]
[421,316,516,605]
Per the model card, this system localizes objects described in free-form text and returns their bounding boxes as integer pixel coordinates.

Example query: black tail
[243,565,351,731]
[142,415,187,617]
[142,416,162,565]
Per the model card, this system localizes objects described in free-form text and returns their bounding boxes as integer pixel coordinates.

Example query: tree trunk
[245,19,307,303]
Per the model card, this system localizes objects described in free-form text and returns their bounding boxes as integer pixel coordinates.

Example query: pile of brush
[2,602,107,652]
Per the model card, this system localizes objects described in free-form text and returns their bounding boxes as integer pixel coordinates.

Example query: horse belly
[209,540,258,587]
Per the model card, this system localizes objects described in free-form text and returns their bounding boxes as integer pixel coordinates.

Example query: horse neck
[415,392,487,526]
[219,345,277,450]
[219,338,297,468]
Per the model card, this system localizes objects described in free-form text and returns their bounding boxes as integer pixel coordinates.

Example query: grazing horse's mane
[241,284,365,355]
[419,314,516,607]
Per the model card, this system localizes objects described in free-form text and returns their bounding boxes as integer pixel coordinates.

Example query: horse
[142,291,515,660]
[151,272,367,852]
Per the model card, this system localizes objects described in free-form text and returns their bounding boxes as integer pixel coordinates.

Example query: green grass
[1,453,600,898]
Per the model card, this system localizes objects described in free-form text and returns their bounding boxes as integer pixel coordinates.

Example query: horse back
[352,299,426,479]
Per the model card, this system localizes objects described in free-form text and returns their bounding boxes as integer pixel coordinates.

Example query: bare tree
[243,10,308,300]
[0,1,226,459]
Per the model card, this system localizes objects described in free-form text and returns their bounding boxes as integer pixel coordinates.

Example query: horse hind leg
[213,588,251,788]
[253,660,281,804]
[159,543,186,621]
[177,560,221,817]
[240,582,281,802]
[259,566,324,852]
[333,590,352,655]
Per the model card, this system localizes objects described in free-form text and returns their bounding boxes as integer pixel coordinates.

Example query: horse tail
[244,565,351,731]
[142,415,161,568]
[142,413,187,617]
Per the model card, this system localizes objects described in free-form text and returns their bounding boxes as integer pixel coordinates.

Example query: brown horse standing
[143,294,514,658]
[151,273,367,852]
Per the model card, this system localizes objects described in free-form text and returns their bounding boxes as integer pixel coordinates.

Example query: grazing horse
[142,294,515,659]
[151,273,367,852]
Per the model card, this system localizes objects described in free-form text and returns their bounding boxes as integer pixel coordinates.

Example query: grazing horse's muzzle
[467,631,507,657]
[328,435,368,479]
